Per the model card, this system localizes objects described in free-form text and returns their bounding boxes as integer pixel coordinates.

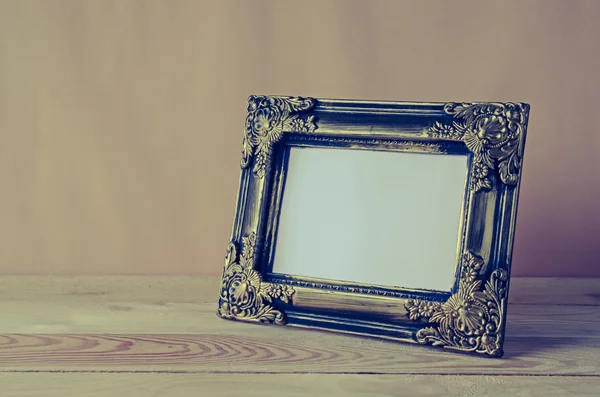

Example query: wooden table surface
[1,276,599,396]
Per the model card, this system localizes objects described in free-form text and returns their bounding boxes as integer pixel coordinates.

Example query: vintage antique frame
[217,96,530,357]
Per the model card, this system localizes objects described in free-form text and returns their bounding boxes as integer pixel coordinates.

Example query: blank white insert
[271,147,468,292]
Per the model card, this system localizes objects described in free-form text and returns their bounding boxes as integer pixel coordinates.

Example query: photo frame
[217,96,530,357]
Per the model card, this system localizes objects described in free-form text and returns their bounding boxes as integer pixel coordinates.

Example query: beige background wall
[0,0,598,277]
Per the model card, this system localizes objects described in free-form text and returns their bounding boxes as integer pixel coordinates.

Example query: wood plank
[0,276,219,304]
[1,275,597,338]
[1,373,599,397]
[0,276,599,375]
[1,276,599,306]
[1,300,599,337]
[509,277,600,306]
[0,333,598,375]
[1,276,599,337]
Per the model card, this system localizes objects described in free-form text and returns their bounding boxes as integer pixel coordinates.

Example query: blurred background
[0,0,598,277]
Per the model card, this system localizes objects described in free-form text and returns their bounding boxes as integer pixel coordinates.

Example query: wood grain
[1,276,596,338]
[0,333,598,375]
[0,276,599,395]
[0,276,599,375]
[2,300,599,336]
[2,373,599,397]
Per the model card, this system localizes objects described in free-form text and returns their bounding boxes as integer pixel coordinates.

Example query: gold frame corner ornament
[428,102,529,193]
[217,232,295,325]
[405,252,507,357]
[242,95,318,178]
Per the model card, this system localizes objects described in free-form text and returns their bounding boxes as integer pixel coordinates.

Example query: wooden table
[1,276,599,396]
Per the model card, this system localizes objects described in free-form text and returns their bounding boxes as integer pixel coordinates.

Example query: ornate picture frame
[217,96,530,358]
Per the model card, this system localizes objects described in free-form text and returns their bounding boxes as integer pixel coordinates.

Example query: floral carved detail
[405,252,508,356]
[428,103,528,193]
[242,96,318,178]
[217,232,295,324]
